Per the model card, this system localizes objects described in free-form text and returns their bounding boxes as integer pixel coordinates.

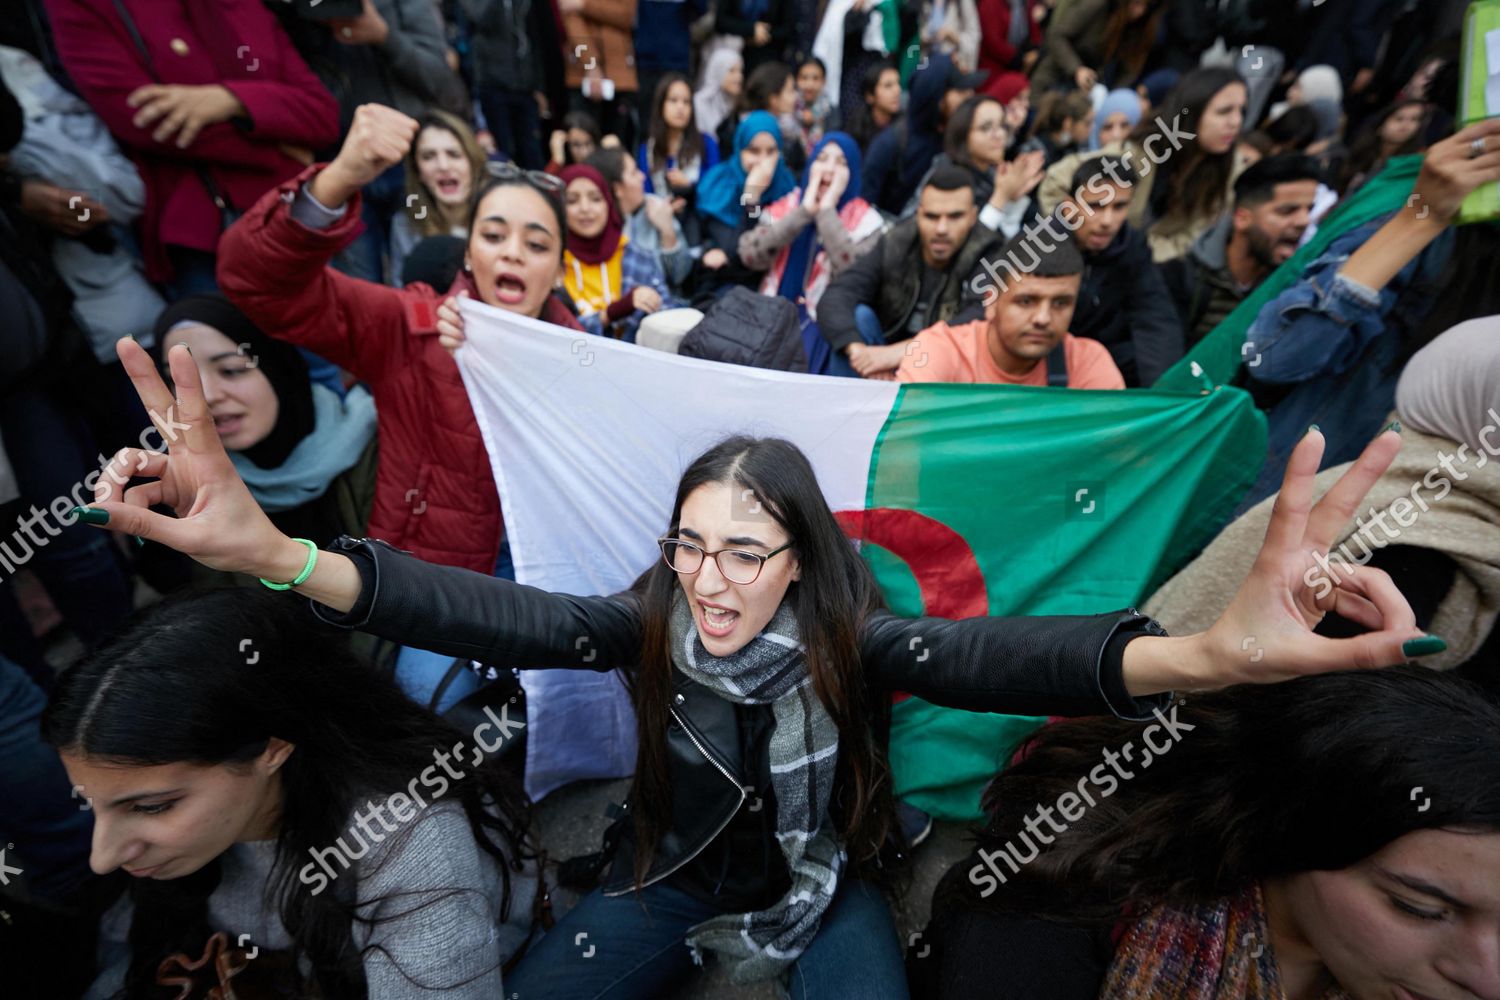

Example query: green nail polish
[1385,420,1401,434]
[1401,635,1447,658]
[70,506,110,526]
[132,536,145,549]
[1304,424,1321,437]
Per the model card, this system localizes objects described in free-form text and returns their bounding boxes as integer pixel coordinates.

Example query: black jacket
[1071,221,1185,388]
[818,217,1001,353]
[315,537,1171,907]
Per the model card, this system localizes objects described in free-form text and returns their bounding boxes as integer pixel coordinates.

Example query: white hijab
[694,50,742,138]
[1396,315,1500,455]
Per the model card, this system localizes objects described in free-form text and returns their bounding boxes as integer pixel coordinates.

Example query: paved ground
[534,779,974,998]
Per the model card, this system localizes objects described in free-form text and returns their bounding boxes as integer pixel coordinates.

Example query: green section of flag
[865,382,1266,819]
[1459,1,1500,223]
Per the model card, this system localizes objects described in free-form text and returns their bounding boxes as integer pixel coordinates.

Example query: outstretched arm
[83,340,640,665]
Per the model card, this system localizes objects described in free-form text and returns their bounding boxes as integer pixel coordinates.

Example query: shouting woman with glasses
[79,324,1443,999]
[213,103,580,710]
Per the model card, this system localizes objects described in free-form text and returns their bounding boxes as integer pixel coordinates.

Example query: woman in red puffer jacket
[217,104,582,575]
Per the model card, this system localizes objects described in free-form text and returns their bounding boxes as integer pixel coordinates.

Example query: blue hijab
[695,111,797,228]
[777,131,862,303]
[1090,88,1142,150]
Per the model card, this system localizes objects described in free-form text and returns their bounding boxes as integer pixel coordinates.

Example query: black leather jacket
[315,537,1171,905]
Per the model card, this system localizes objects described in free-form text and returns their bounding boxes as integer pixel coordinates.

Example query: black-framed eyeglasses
[489,159,566,196]
[658,537,795,585]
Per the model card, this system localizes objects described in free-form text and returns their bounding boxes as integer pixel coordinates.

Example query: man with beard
[1161,155,1323,347]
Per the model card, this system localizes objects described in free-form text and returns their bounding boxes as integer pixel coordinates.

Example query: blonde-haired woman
[389,110,489,286]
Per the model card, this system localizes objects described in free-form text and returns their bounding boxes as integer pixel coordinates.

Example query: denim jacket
[1234,210,1453,513]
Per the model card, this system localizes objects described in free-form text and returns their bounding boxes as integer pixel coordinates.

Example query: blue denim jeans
[825,304,888,378]
[504,878,909,1000]
[393,538,514,713]
[0,653,94,905]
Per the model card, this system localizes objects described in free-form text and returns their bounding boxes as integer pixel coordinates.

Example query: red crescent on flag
[833,508,989,619]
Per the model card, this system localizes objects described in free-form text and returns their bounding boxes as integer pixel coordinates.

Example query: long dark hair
[847,59,901,148]
[647,72,705,173]
[943,94,1002,168]
[1132,67,1244,228]
[42,589,537,998]
[936,667,1500,923]
[627,436,894,885]
[738,61,793,117]
[1101,0,1166,86]
[1339,100,1429,195]
[468,175,569,261]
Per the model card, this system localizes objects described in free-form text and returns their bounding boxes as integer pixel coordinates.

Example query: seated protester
[715,62,804,176]
[1086,87,1141,151]
[912,666,1500,998]
[1040,68,1251,262]
[1161,154,1322,349]
[1338,100,1430,197]
[863,52,984,215]
[894,234,1126,388]
[389,110,486,287]
[843,59,904,153]
[78,352,1448,999]
[545,110,602,176]
[638,72,721,245]
[819,165,1001,378]
[589,147,693,292]
[1028,91,1093,168]
[692,49,744,142]
[737,133,885,373]
[152,295,377,547]
[695,110,797,278]
[904,95,1047,239]
[1054,155,1183,386]
[559,164,676,340]
[45,588,541,999]
[1234,120,1500,512]
[1147,317,1500,696]
[793,56,834,149]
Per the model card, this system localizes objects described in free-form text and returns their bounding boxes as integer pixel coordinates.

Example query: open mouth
[698,601,740,637]
[435,177,463,197]
[494,273,529,305]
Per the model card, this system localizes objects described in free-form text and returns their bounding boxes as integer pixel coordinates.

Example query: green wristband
[259,538,319,591]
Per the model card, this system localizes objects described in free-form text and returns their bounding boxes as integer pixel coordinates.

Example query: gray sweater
[87,799,536,998]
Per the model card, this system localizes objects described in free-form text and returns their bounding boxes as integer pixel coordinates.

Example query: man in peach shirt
[895,234,1126,388]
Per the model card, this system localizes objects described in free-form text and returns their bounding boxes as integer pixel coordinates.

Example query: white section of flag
[457,300,900,798]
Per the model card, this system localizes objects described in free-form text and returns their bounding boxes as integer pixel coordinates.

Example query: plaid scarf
[669,592,845,984]
[1102,883,1352,1000]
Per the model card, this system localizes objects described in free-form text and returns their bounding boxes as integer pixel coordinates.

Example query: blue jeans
[393,538,515,713]
[332,164,407,284]
[0,653,94,905]
[504,879,909,1000]
[825,304,888,378]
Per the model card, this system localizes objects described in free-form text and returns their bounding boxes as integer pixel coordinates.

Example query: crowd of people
[2,0,1499,997]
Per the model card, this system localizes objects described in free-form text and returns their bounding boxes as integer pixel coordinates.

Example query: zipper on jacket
[603,705,747,896]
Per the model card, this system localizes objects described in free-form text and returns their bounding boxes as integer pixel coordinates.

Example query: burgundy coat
[218,167,584,573]
[45,0,339,281]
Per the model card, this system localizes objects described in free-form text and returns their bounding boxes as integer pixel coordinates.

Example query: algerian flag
[457,302,1264,816]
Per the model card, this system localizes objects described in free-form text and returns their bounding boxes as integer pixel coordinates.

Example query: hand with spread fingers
[77,338,314,583]
[1123,427,1442,696]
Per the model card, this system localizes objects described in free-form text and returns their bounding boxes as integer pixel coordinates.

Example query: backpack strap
[1045,339,1069,387]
